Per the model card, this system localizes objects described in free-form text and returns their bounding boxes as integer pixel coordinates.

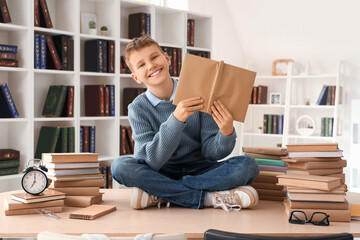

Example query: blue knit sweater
[128,92,237,171]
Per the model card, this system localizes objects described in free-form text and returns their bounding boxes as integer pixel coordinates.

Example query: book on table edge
[242,146,287,156]
[48,187,99,196]
[69,204,116,220]
[42,152,98,163]
[49,178,105,188]
[4,195,64,211]
[254,158,286,167]
[0,148,20,160]
[283,199,350,222]
[64,193,103,207]
[173,54,256,122]
[10,189,66,204]
[5,206,63,216]
[286,143,339,152]
[284,198,349,210]
[277,174,342,191]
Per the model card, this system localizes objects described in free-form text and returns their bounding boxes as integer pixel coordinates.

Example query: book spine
[108,41,115,73]
[68,127,75,153]
[267,114,272,134]
[99,85,105,116]
[190,19,194,46]
[325,117,329,137]
[263,114,268,133]
[0,52,16,60]
[50,127,61,154]
[0,59,18,67]
[0,167,18,176]
[326,85,332,105]
[67,39,74,71]
[45,35,62,70]
[1,84,19,117]
[60,127,68,153]
[104,86,110,116]
[54,86,68,117]
[83,126,90,152]
[39,0,53,28]
[0,44,17,53]
[102,41,108,73]
[0,159,20,169]
[272,115,277,134]
[34,34,40,69]
[141,13,146,35]
[34,0,40,26]
[40,35,46,69]
[329,117,334,137]
[321,117,325,136]
[61,37,69,70]
[187,19,191,46]
[67,85,74,117]
[107,85,115,116]
[317,85,328,105]
[90,126,96,153]
[278,114,283,134]
[79,127,84,152]
[146,13,151,36]
[0,0,11,23]
[331,86,336,105]
[98,40,104,72]
[0,150,20,160]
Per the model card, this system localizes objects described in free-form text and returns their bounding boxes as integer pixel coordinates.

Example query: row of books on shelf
[263,114,284,134]
[0,44,18,67]
[0,83,19,118]
[321,117,334,137]
[85,84,115,116]
[120,125,134,155]
[187,19,195,47]
[316,85,340,106]
[0,149,20,177]
[128,12,151,39]
[34,34,74,70]
[85,40,115,73]
[251,85,268,104]
[161,46,182,77]
[80,125,96,153]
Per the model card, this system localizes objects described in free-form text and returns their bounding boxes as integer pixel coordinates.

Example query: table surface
[1,189,360,239]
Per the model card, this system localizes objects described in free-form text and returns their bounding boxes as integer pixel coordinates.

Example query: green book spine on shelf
[255,158,286,167]
[42,85,68,117]
[34,126,61,159]
[0,167,18,176]
[0,159,20,169]
[61,127,68,153]
[68,127,75,153]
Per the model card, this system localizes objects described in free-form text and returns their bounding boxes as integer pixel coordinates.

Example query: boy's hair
[124,35,165,73]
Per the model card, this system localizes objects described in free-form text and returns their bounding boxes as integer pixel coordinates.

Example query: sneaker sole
[238,185,259,208]
[131,188,146,209]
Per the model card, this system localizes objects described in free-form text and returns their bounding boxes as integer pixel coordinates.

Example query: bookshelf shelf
[0,0,211,191]
[240,61,344,150]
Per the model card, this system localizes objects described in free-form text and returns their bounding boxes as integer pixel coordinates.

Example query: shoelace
[213,194,241,213]
[151,195,171,209]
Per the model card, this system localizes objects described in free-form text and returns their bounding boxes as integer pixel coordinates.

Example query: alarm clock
[21,159,49,195]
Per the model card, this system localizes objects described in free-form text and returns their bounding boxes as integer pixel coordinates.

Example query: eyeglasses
[289,211,330,226]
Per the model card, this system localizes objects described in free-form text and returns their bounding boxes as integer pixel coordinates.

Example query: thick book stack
[187,50,210,59]
[34,34,74,70]
[284,143,346,183]
[0,149,20,176]
[42,85,74,117]
[0,83,19,118]
[0,44,18,67]
[128,12,151,39]
[263,114,284,135]
[84,84,115,117]
[187,19,195,46]
[316,85,342,106]
[321,117,334,137]
[43,153,106,207]
[251,85,268,104]
[243,146,288,201]
[34,126,75,159]
[4,189,65,216]
[0,0,11,23]
[80,125,96,153]
[120,125,134,155]
[122,87,147,116]
[84,40,115,73]
[278,173,350,222]
[161,47,182,77]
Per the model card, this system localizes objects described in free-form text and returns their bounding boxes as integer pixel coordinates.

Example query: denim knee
[111,156,135,185]
[244,155,260,181]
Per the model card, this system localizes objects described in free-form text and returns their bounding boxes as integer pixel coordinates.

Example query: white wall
[189,0,360,161]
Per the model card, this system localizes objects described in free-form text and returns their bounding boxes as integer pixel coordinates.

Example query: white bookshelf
[240,61,345,151]
[0,0,212,192]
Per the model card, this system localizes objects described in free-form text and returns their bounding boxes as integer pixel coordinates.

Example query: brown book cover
[0,59,18,67]
[61,85,74,117]
[331,86,336,105]
[49,187,99,196]
[47,173,104,182]
[10,189,66,204]
[128,12,147,39]
[69,204,116,220]
[0,0,11,23]
[252,86,258,104]
[64,193,103,207]
[104,86,110,116]
[126,126,134,154]
[190,19,194,46]
[5,206,63,216]
[287,191,345,202]
[284,198,349,210]
[328,173,345,184]
[82,126,90,152]
[49,178,105,188]
[45,35,61,70]
[259,195,284,201]
[0,148,20,160]
[67,39,74,70]
[173,54,256,122]
[242,146,287,156]
[122,87,146,116]
[172,48,178,76]
[257,189,286,197]
[287,143,339,152]
[253,175,278,184]
[4,196,64,211]
[108,40,115,73]
[42,152,98,163]
[287,160,346,170]
[0,52,16,60]
[85,85,105,116]
[281,157,342,163]
[283,200,350,222]
[257,85,268,104]
[245,152,282,160]
[34,0,40,26]
[286,168,343,176]
[251,182,285,191]
[39,0,53,28]
[120,125,131,155]
[277,174,342,191]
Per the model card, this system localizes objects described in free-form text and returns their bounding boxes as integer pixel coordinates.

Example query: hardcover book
[284,198,349,210]
[286,143,339,152]
[84,85,105,116]
[173,54,256,122]
[47,168,100,177]
[34,126,61,159]
[45,35,62,70]
[5,206,63,216]
[69,204,116,220]
[0,83,19,118]
[49,178,105,188]
[84,40,107,72]
[39,0,53,28]
[242,146,287,156]
[42,152,98,163]
[64,193,103,207]
[4,196,64,211]
[10,189,66,204]
[287,150,343,158]
[0,148,20,160]
[128,12,150,39]
[286,160,347,170]
[0,0,11,23]
[44,162,100,169]
[122,87,146,116]
[48,187,99,196]
[277,173,342,191]
[42,85,68,117]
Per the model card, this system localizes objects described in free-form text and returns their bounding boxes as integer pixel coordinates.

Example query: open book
[173,54,256,122]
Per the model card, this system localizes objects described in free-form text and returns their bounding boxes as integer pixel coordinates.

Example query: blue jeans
[111,155,259,209]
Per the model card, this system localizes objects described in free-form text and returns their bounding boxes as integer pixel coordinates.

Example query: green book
[0,167,18,176]
[68,127,75,153]
[255,158,286,167]
[61,127,68,153]
[34,126,61,159]
[42,85,68,117]
[0,159,20,169]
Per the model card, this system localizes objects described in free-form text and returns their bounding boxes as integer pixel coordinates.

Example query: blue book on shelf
[146,13,151,36]
[34,34,40,69]
[316,85,329,105]
[278,114,284,134]
[90,126,96,153]
[80,127,84,152]
[0,44,17,53]
[107,85,115,116]
[0,84,19,118]
[40,35,46,69]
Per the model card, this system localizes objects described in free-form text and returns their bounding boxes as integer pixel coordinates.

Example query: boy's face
[129,44,171,89]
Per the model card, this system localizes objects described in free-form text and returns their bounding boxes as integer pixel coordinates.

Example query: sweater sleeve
[200,112,237,161]
[128,103,186,171]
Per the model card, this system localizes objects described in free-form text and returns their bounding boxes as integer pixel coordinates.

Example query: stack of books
[43,153,105,207]
[0,149,20,176]
[283,143,346,183]
[0,44,18,67]
[243,146,288,201]
[4,189,65,216]
[278,173,350,222]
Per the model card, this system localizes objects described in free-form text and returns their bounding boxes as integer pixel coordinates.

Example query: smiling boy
[111,35,259,212]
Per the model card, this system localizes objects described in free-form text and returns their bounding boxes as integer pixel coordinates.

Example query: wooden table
[0,189,359,239]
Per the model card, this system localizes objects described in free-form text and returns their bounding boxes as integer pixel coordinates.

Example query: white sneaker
[130,187,169,210]
[212,185,259,213]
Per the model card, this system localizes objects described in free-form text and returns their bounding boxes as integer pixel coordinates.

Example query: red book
[82,126,90,153]
[39,0,53,28]
[45,35,62,70]
[84,85,105,116]
[0,0,11,23]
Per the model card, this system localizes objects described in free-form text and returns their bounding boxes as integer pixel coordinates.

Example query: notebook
[69,204,116,220]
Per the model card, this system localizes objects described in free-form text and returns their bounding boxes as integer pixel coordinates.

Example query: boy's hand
[211,100,234,136]
[173,97,204,122]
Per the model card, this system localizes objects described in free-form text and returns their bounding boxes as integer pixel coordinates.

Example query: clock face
[21,169,48,195]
